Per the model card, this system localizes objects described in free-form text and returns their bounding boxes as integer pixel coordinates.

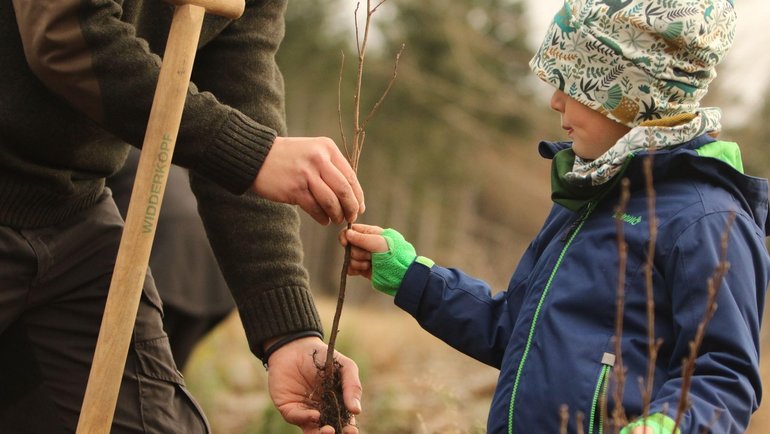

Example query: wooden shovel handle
[166,0,245,20]
[75,2,238,432]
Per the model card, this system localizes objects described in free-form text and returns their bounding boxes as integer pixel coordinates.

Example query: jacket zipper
[589,353,615,434]
[508,201,596,434]
[561,202,593,242]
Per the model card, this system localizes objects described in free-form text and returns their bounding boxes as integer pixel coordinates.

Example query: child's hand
[620,414,677,434]
[339,223,389,280]
[340,225,426,296]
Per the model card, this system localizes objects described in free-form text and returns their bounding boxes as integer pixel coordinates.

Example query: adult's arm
[187,0,323,352]
[12,0,323,355]
[12,0,272,193]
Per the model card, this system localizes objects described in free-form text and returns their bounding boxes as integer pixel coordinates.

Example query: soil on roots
[313,356,352,432]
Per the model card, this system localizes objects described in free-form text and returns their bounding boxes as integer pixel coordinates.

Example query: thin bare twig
[337,51,349,159]
[641,155,661,417]
[356,131,366,170]
[352,2,372,156]
[371,0,387,14]
[325,241,353,370]
[576,412,585,434]
[354,3,361,58]
[673,213,735,432]
[611,178,631,432]
[599,378,610,434]
[560,405,569,434]
[362,44,406,130]
[700,408,723,434]
[325,0,402,374]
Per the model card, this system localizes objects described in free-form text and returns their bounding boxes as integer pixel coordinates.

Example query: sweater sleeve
[12,0,323,356]
[11,0,273,193]
[189,0,324,356]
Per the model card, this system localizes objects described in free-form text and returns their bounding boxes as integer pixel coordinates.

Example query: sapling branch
[700,408,723,434]
[362,44,405,131]
[319,2,403,429]
[325,0,402,373]
[560,405,570,434]
[576,411,585,434]
[611,178,631,433]
[338,51,349,158]
[673,213,735,432]
[641,155,662,418]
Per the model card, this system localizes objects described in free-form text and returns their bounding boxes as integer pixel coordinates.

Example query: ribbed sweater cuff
[0,176,105,229]
[237,286,324,360]
[196,110,276,194]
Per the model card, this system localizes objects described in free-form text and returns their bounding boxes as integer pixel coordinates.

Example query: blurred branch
[641,155,663,418]
[362,44,406,131]
[576,412,585,434]
[611,178,631,432]
[560,404,569,434]
[337,51,349,159]
[673,213,735,432]
[326,0,402,372]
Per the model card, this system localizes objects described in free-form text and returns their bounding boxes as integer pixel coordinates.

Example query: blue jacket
[395,135,770,434]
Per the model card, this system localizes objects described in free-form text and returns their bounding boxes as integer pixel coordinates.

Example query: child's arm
[341,224,515,368]
[341,223,427,295]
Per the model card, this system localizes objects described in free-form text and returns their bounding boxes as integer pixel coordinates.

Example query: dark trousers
[163,305,229,371]
[0,192,209,433]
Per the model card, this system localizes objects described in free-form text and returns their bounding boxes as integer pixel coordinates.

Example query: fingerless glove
[372,228,434,296]
[620,413,680,434]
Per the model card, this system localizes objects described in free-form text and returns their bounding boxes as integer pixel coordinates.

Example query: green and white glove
[371,228,434,296]
[620,413,680,434]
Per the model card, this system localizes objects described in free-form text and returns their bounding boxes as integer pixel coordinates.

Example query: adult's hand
[253,137,365,225]
[267,336,362,434]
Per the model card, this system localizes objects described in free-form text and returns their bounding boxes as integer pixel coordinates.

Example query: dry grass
[184,295,770,433]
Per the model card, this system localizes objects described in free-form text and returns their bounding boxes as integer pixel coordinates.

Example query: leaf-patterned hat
[529,0,736,127]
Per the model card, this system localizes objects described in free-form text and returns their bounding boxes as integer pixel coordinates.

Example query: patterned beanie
[529,0,737,127]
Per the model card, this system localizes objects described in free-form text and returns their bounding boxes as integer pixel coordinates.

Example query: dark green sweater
[1,0,322,357]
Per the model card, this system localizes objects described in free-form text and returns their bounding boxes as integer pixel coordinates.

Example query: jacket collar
[540,135,770,233]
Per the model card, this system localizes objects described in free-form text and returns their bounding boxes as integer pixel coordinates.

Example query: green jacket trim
[695,140,744,174]
[550,148,633,212]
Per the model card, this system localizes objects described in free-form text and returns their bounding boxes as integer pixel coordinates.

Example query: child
[341,1,770,433]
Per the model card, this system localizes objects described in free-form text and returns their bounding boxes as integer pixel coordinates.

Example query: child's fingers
[338,224,384,248]
[350,223,384,235]
[345,229,388,253]
[347,268,371,279]
[348,263,372,279]
[349,246,371,261]
[341,416,358,434]
[348,258,371,273]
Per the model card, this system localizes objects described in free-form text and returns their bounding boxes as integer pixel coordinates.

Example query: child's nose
[550,90,565,113]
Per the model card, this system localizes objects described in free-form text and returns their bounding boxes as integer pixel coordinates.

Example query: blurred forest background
[183,0,770,433]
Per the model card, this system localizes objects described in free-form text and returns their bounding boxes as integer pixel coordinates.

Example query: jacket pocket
[134,335,212,434]
[588,352,615,434]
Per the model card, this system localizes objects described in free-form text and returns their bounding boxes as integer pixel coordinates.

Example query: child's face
[550,90,631,160]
